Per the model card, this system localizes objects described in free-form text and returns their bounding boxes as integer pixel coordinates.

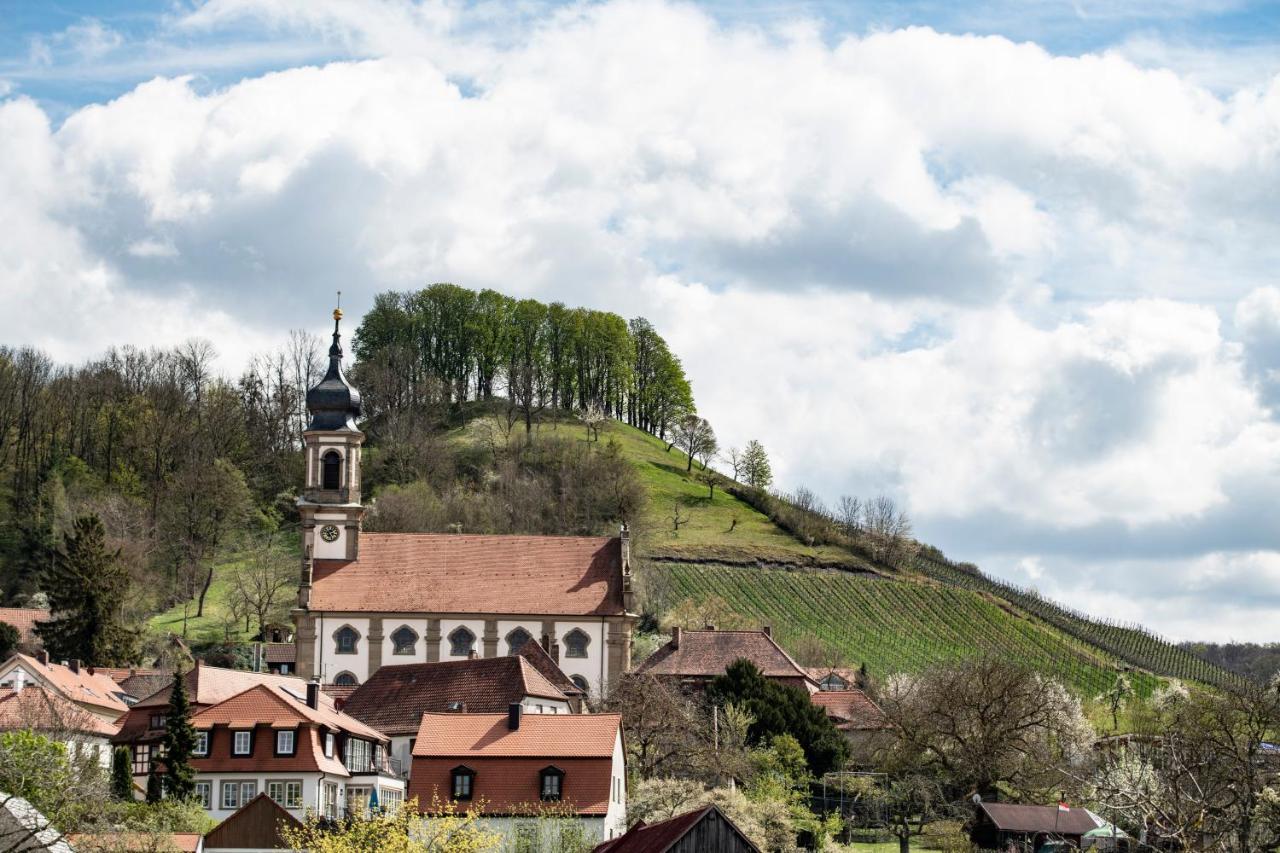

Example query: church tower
[298,307,365,563]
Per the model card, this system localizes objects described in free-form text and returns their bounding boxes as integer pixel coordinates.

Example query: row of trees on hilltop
[353,284,695,437]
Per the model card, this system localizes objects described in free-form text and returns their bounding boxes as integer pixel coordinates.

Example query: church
[291,309,637,696]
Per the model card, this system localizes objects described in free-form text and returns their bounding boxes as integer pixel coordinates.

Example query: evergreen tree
[741,440,773,490]
[34,514,137,665]
[145,766,163,803]
[0,622,19,660]
[162,669,197,800]
[111,746,133,800]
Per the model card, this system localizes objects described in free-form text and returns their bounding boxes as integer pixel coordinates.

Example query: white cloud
[6,0,1280,639]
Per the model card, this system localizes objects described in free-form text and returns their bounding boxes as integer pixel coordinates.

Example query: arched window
[321,450,342,490]
[569,675,589,693]
[450,765,475,801]
[448,627,476,657]
[334,625,359,655]
[539,765,565,801]
[505,627,533,655]
[334,672,358,687]
[391,626,418,656]
[563,628,590,659]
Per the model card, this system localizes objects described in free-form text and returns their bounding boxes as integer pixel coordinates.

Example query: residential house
[809,689,889,760]
[593,805,761,853]
[805,666,866,692]
[633,627,818,693]
[97,668,173,706]
[290,309,637,697]
[514,638,589,713]
[341,655,574,777]
[970,802,1100,851]
[0,653,129,724]
[0,684,119,768]
[203,793,304,853]
[409,708,626,844]
[0,608,50,652]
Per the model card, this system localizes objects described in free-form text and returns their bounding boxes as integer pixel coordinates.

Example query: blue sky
[5,0,1280,643]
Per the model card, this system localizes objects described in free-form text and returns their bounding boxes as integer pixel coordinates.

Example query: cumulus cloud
[6,0,1280,638]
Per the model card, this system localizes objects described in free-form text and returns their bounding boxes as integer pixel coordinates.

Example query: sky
[4,0,1280,644]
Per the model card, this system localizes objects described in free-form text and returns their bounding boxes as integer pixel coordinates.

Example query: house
[341,655,574,777]
[633,627,818,693]
[290,309,637,697]
[810,689,889,759]
[593,805,760,853]
[970,802,1100,851]
[203,793,304,853]
[257,644,296,676]
[514,638,589,713]
[0,608,50,652]
[409,708,626,844]
[0,684,119,767]
[805,666,866,692]
[96,668,173,706]
[0,653,129,724]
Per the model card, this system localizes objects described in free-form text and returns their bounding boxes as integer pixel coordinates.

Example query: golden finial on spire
[333,290,343,322]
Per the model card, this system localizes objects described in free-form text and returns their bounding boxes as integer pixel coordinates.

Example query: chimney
[704,624,716,632]
[35,651,48,666]
[672,626,681,649]
[306,679,320,710]
[69,659,80,674]
[334,698,346,712]
[762,626,772,638]
[507,702,522,731]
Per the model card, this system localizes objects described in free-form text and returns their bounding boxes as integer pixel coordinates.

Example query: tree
[0,623,18,660]
[673,415,716,473]
[1099,672,1132,732]
[604,674,700,778]
[707,659,849,776]
[161,670,196,800]
[0,729,109,849]
[861,495,914,564]
[726,446,744,482]
[145,767,162,804]
[283,795,500,853]
[740,440,772,490]
[695,467,721,500]
[35,514,137,666]
[581,403,606,442]
[111,746,133,801]
[227,533,295,639]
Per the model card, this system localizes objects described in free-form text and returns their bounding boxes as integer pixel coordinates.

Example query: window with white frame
[132,744,151,775]
[540,765,564,801]
[276,730,295,756]
[345,738,372,773]
[221,781,256,810]
[451,765,474,800]
[324,732,335,758]
[380,787,404,813]
[232,730,252,755]
[267,780,303,809]
[193,731,208,756]
[194,781,211,810]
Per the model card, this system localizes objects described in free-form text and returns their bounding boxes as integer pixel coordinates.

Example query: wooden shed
[593,805,760,853]
[203,794,303,853]
[970,802,1098,851]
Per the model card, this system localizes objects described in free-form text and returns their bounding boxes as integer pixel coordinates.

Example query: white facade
[191,770,404,823]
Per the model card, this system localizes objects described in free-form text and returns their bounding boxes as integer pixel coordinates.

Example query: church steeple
[305,307,362,432]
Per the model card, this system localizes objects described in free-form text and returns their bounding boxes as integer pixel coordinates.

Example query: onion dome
[306,308,362,431]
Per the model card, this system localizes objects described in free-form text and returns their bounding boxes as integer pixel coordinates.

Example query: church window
[570,675,589,693]
[392,626,418,655]
[321,450,342,490]
[334,671,358,687]
[505,627,533,655]
[449,627,476,657]
[334,625,359,655]
[564,628,590,659]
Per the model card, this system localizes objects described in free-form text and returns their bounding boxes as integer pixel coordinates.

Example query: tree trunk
[196,564,214,617]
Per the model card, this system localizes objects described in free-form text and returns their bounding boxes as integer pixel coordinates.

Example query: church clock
[320,524,340,543]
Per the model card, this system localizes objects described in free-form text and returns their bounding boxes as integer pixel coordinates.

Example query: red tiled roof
[98,668,173,701]
[263,643,296,664]
[979,803,1098,836]
[515,640,585,697]
[810,690,887,731]
[0,686,120,737]
[322,684,358,702]
[192,683,387,743]
[0,654,129,714]
[343,657,570,736]
[0,609,49,645]
[634,630,815,684]
[309,534,625,616]
[413,712,621,759]
[593,805,761,853]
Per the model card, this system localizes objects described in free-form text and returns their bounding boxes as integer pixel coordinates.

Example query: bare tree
[836,495,863,538]
[726,446,744,482]
[862,495,914,564]
[582,403,606,442]
[673,415,716,473]
[227,533,296,639]
[667,501,691,535]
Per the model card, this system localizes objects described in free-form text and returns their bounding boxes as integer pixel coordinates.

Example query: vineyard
[909,551,1240,688]
[648,560,1164,697]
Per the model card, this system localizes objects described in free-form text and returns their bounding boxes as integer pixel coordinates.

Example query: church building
[291,309,636,696]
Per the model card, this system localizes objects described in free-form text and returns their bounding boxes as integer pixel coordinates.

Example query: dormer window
[451,765,475,801]
[150,714,167,730]
[564,628,590,659]
[392,626,418,656]
[505,627,533,655]
[193,731,208,756]
[275,730,296,756]
[321,450,342,490]
[819,673,849,691]
[232,730,252,756]
[448,627,476,657]
[540,766,565,801]
[334,625,359,655]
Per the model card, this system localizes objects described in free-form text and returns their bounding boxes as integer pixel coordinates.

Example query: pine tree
[34,514,137,665]
[741,439,773,490]
[145,766,163,803]
[162,669,197,800]
[111,746,133,800]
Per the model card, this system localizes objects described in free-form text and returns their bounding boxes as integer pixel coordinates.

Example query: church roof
[309,533,626,616]
[305,308,361,432]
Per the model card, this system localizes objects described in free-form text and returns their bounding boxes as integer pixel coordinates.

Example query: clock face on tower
[320,524,340,543]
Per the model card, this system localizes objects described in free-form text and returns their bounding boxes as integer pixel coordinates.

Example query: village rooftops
[0,608,50,647]
[95,668,173,704]
[810,690,887,731]
[977,802,1099,836]
[634,627,816,689]
[341,656,570,736]
[0,653,129,716]
[0,685,120,737]
[514,638,587,699]
[308,533,627,615]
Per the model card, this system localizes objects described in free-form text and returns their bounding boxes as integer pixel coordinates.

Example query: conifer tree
[145,766,163,803]
[34,514,137,665]
[162,669,197,800]
[111,746,133,800]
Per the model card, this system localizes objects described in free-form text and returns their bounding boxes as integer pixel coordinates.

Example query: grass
[147,556,249,646]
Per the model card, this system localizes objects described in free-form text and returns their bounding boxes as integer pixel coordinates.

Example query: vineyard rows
[656,562,1163,697]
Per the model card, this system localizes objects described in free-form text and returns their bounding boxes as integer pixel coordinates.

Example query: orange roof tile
[810,690,887,730]
[0,609,49,645]
[413,712,620,758]
[309,534,625,615]
[0,686,120,737]
[1,654,128,714]
[192,683,387,743]
[634,630,815,684]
